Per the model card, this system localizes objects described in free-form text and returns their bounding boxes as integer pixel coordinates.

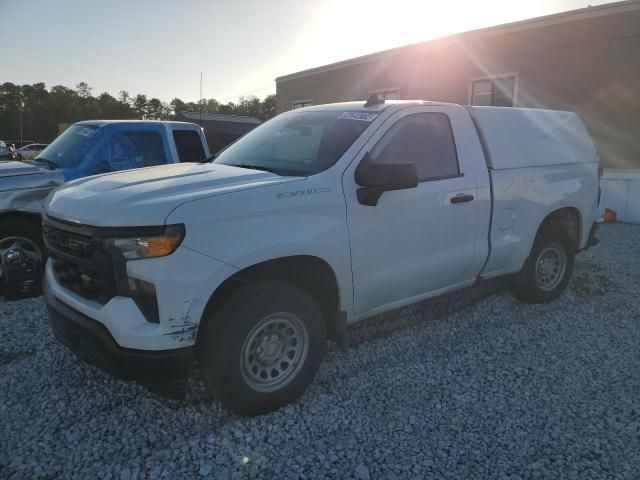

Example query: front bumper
[44,280,194,384]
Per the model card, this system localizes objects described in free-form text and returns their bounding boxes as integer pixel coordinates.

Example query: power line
[218,84,274,102]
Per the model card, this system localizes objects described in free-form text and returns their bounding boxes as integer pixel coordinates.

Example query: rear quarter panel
[482,161,600,277]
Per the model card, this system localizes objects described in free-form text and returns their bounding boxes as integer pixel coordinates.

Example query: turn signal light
[145,235,183,257]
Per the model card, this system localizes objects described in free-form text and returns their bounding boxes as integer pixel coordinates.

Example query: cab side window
[122,131,167,167]
[173,130,206,162]
[370,113,460,181]
[89,130,167,175]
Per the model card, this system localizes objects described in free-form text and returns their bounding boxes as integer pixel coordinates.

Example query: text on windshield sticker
[337,112,378,122]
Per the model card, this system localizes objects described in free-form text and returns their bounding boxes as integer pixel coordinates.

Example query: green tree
[132,94,148,118]
[170,97,187,115]
[118,90,131,105]
[259,94,276,120]
[75,82,93,99]
[0,82,276,143]
[205,98,220,113]
[146,98,171,120]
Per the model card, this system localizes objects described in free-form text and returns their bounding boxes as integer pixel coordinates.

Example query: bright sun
[302,0,552,67]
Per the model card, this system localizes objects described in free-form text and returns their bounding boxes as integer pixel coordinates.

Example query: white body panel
[342,104,491,318]
[466,107,598,169]
[44,101,601,351]
[482,162,600,277]
[46,163,298,226]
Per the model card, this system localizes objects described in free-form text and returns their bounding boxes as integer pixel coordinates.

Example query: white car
[42,99,602,415]
[16,143,48,160]
[15,143,48,160]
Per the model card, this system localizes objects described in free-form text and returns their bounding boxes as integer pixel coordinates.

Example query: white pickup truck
[42,99,601,415]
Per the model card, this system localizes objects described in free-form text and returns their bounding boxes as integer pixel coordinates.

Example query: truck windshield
[213,111,374,176]
[36,124,101,169]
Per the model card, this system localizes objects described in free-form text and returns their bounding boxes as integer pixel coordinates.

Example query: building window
[292,99,313,109]
[370,89,400,101]
[470,75,517,107]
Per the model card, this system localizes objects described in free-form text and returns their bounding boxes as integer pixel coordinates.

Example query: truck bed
[466,106,601,278]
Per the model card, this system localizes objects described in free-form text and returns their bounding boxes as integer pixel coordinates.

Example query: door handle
[450,193,474,204]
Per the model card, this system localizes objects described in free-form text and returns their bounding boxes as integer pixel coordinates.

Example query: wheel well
[201,255,342,341]
[0,211,42,230]
[538,207,582,251]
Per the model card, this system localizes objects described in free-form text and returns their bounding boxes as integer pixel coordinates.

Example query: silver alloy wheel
[0,236,43,282]
[240,312,309,393]
[535,243,566,291]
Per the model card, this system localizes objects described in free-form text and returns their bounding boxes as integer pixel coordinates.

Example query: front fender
[166,175,355,320]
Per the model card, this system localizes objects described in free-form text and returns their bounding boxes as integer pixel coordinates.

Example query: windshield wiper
[224,163,309,177]
[232,164,276,174]
[30,158,59,170]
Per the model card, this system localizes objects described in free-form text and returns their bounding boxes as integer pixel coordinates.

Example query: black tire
[16,154,23,161]
[197,279,327,416]
[510,229,575,304]
[0,218,46,300]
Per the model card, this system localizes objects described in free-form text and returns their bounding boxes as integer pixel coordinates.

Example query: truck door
[344,106,480,317]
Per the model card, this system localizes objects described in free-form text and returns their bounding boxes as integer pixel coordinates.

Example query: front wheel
[0,219,46,300]
[197,280,326,416]
[510,229,575,303]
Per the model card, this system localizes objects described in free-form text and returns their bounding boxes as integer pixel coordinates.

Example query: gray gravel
[1,223,639,479]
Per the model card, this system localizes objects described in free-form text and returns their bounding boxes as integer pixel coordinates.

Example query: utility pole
[18,88,23,145]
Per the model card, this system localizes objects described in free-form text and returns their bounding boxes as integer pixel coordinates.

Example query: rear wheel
[510,229,574,303]
[0,219,45,300]
[197,280,326,416]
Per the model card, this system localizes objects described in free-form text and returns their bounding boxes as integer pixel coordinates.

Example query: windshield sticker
[337,112,378,122]
[77,127,96,138]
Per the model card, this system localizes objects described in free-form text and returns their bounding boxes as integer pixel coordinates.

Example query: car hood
[0,160,52,178]
[45,162,303,226]
[0,161,65,213]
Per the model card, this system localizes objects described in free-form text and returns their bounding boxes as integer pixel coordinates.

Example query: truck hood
[45,162,303,226]
[0,160,46,178]
[0,161,65,214]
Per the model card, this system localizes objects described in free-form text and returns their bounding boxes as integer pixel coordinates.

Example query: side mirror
[354,152,418,206]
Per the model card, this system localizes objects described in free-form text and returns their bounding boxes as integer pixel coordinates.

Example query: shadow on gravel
[345,278,507,348]
[179,278,508,406]
[571,259,617,297]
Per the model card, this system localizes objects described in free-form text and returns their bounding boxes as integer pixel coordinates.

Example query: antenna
[199,72,203,126]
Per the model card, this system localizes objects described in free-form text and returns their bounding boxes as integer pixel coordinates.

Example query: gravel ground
[1,223,639,479]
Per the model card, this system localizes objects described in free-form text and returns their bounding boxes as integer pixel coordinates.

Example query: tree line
[0,82,276,143]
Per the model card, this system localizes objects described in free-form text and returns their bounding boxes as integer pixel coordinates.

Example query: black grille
[50,256,112,303]
[43,225,94,258]
[43,219,117,304]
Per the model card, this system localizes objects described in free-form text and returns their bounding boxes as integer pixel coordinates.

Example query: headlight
[104,224,185,260]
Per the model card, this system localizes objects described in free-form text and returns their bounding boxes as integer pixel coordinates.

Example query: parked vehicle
[42,100,601,415]
[0,141,7,159]
[1,140,36,153]
[0,120,209,298]
[15,143,48,160]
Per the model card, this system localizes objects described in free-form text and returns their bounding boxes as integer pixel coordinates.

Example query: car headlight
[104,224,185,260]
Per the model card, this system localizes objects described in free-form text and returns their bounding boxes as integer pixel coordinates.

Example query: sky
[0,0,614,103]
